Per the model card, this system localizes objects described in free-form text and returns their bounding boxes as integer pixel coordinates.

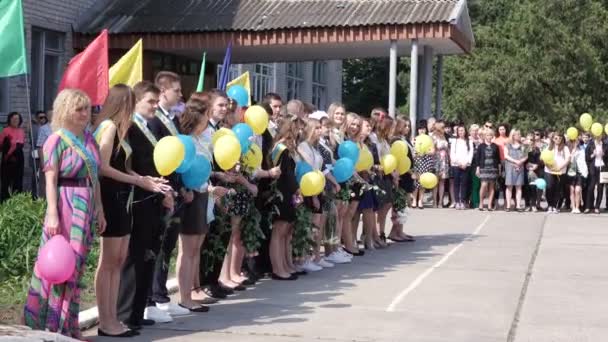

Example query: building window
[216,64,240,87]
[252,63,274,103]
[31,28,65,112]
[312,61,327,110]
[286,62,303,100]
[0,78,9,117]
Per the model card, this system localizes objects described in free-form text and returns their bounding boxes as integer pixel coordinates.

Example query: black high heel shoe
[98,328,139,337]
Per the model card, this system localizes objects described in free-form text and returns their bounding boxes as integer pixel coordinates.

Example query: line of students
[24,71,419,340]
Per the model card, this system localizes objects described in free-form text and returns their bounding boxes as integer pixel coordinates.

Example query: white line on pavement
[386,215,491,312]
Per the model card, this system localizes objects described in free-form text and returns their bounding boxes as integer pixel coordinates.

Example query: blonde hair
[51,89,91,131]
[509,128,521,143]
[469,124,480,132]
[327,102,345,127]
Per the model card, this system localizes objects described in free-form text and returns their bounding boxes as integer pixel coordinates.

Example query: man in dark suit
[117,81,175,328]
[145,71,193,317]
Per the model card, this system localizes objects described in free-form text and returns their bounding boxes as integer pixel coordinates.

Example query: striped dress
[24,131,100,339]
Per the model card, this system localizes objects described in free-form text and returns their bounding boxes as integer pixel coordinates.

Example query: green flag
[0,0,27,77]
[195,52,206,92]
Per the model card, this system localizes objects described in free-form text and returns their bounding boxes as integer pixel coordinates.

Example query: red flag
[58,29,109,105]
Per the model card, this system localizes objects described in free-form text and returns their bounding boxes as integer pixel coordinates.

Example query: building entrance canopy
[75,0,474,127]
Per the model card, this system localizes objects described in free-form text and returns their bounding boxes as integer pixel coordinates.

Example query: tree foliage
[343,0,608,131]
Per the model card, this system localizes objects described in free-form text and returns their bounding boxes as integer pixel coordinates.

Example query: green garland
[324,198,339,245]
[200,202,231,276]
[241,204,265,255]
[335,180,353,201]
[292,205,315,258]
[393,187,408,212]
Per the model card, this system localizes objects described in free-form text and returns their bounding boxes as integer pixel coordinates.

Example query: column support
[388,40,398,118]
[409,40,419,138]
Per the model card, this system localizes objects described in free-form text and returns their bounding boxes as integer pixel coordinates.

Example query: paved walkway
[87,210,608,342]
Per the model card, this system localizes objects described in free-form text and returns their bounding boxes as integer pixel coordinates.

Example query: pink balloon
[36,235,76,284]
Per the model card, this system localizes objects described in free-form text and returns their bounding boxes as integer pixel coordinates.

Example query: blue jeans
[452,166,470,204]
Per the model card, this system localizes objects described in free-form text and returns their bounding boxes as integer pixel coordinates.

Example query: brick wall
[4,0,99,192]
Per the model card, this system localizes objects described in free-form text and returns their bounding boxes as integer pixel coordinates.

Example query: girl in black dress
[269,119,301,279]
[93,84,170,336]
[342,113,364,256]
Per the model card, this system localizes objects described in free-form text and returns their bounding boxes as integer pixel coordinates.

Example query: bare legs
[177,233,205,307]
[376,203,391,246]
[270,221,292,277]
[342,201,360,253]
[218,216,246,287]
[95,236,130,334]
[479,181,496,209]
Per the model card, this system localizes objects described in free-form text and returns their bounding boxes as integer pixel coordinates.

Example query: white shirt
[545,146,571,175]
[594,142,604,168]
[450,138,474,167]
[297,141,323,170]
[158,105,174,120]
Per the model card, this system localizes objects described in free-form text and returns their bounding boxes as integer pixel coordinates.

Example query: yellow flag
[109,39,143,87]
[226,71,251,106]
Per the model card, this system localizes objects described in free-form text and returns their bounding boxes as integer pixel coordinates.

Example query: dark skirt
[100,179,132,238]
[358,189,378,211]
[181,191,209,235]
[375,175,394,206]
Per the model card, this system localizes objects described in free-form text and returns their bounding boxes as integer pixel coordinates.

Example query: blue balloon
[182,155,211,190]
[295,161,313,184]
[332,158,355,183]
[534,178,547,190]
[232,123,253,154]
[227,85,249,107]
[175,135,196,173]
[338,141,360,164]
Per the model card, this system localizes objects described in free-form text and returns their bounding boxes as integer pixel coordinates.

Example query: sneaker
[144,306,173,323]
[325,252,351,264]
[316,258,335,268]
[301,260,323,272]
[572,208,581,214]
[156,302,189,316]
[338,248,353,259]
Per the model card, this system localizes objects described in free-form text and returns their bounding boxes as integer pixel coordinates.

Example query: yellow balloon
[214,135,241,170]
[566,127,579,141]
[212,127,236,146]
[300,171,324,196]
[154,136,185,176]
[415,134,433,155]
[591,122,603,137]
[605,123,608,136]
[314,170,326,189]
[419,172,438,189]
[397,157,412,175]
[245,105,269,135]
[390,141,409,159]
[242,144,263,169]
[381,154,398,175]
[580,113,593,131]
[540,149,555,165]
[356,147,373,172]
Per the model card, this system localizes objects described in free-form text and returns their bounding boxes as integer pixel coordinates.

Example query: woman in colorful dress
[24,89,106,340]
[93,84,170,336]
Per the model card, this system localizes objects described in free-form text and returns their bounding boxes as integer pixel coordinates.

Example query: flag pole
[22,74,39,197]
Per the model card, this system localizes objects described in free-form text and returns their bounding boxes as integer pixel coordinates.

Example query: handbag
[600,172,608,184]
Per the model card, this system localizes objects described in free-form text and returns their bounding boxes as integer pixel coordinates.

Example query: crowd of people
[19,69,607,341]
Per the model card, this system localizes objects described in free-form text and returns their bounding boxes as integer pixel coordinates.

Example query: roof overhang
[74,22,473,63]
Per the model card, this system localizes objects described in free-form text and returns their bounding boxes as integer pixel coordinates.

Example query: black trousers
[452,167,470,204]
[545,174,567,208]
[586,166,605,210]
[117,196,164,323]
[0,158,23,201]
[149,216,180,305]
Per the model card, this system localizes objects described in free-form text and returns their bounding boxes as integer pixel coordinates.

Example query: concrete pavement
[87,210,608,342]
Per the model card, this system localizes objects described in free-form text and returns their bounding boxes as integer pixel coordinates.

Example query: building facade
[223,61,343,109]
